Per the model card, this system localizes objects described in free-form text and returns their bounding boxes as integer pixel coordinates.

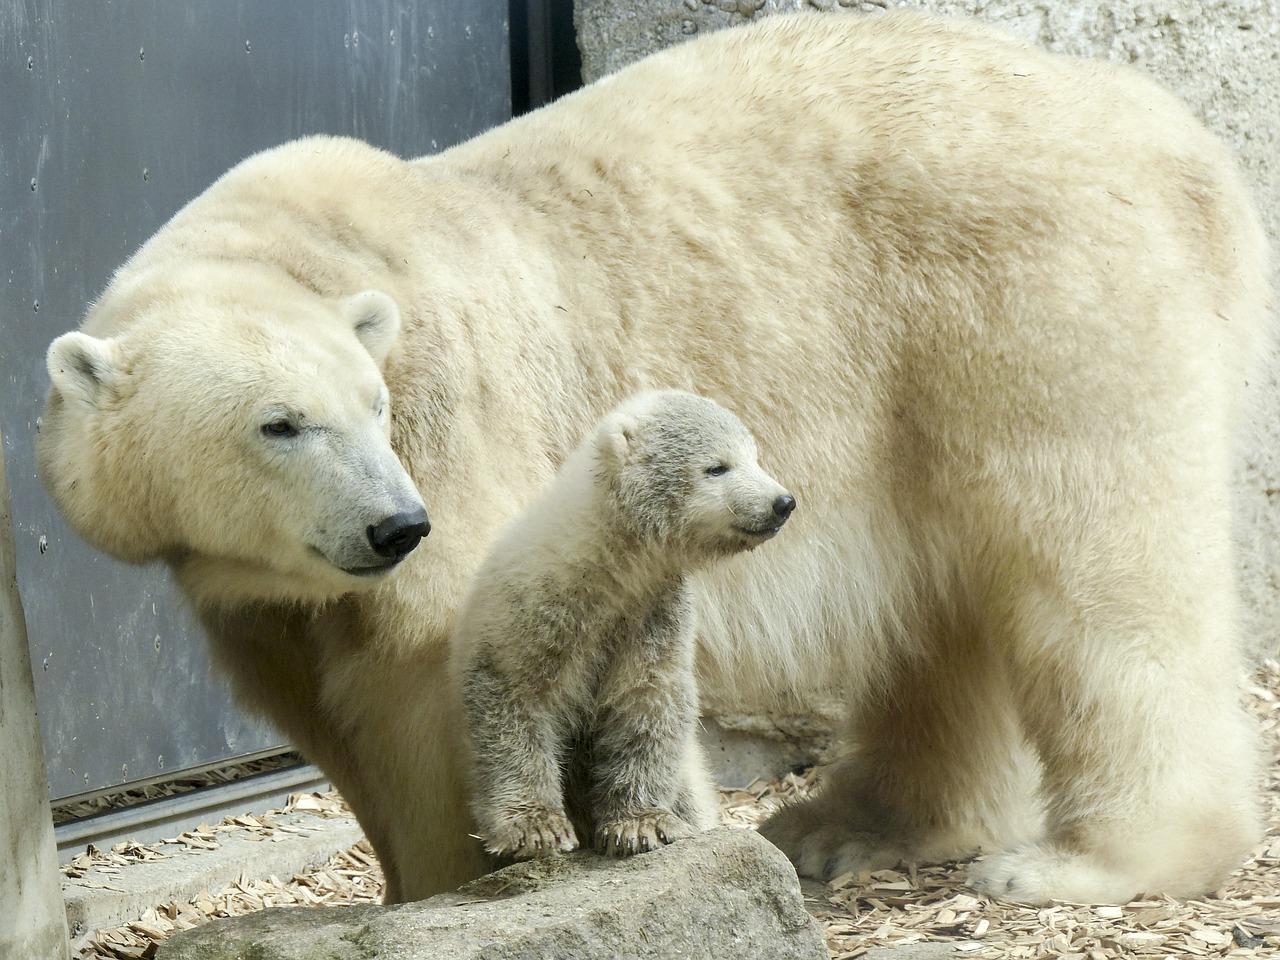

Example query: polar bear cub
[453,389,796,859]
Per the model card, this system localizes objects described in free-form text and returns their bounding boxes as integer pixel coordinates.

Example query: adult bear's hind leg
[970,559,1261,905]
[760,599,1042,880]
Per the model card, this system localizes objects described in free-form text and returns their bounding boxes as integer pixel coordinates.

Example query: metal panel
[0,1,510,803]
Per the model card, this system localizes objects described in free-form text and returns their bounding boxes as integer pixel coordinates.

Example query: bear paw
[759,808,909,880]
[483,810,579,860]
[594,810,698,856]
[969,844,1140,905]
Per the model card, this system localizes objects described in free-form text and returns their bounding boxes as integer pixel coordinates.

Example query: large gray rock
[574,0,1280,658]
[156,827,827,960]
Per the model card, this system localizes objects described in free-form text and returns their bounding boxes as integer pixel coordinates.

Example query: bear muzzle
[364,506,432,565]
[733,492,797,543]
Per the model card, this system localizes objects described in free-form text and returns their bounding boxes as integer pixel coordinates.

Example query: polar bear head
[39,269,428,605]
[593,390,795,557]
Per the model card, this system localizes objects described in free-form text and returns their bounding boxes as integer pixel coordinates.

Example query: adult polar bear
[39,11,1269,905]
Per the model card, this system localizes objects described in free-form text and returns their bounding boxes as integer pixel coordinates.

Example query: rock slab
[156,827,827,960]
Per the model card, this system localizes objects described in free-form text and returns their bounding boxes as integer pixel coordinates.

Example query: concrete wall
[576,0,1280,656]
[0,434,69,960]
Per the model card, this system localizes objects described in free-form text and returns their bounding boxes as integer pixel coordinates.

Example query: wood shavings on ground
[73,662,1280,959]
[805,660,1280,960]
[53,752,304,825]
[74,841,384,959]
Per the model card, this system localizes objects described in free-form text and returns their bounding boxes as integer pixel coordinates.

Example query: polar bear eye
[261,418,299,439]
[705,464,730,477]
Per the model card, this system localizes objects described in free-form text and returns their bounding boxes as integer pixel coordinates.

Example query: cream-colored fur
[38,11,1270,905]
[452,390,791,862]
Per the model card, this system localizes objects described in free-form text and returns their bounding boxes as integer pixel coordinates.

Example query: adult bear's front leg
[311,603,494,902]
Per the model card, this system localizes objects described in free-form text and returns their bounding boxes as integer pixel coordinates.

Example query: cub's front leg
[590,588,713,856]
[461,650,579,859]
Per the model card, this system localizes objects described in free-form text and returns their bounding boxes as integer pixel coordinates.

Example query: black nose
[773,494,797,519]
[367,507,431,559]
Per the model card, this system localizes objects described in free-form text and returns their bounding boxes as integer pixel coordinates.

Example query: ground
[70,663,1280,959]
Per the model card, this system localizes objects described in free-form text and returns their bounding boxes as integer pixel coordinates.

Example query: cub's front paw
[594,810,698,856]
[482,810,579,860]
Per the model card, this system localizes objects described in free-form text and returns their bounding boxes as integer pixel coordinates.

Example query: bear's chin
[172,550,402,607]
[686,526,783,558]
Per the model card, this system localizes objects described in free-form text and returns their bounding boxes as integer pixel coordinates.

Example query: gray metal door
[1,1,511,805]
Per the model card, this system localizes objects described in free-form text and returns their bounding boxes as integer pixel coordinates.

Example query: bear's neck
[555,500,693,604]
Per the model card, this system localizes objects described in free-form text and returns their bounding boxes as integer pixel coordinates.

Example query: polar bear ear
[596,413,639,470]
[47,332,121,409]
[345,290,401,364]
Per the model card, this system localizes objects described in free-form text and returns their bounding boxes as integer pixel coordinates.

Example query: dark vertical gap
[548,0,582,102]
[510,0,582,116]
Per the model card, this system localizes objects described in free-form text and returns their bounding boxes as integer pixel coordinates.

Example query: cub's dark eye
[706,464,729,477]
[261,419,299,438]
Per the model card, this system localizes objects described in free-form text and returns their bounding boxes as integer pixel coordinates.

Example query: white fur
[452,390,789,861]
[37,12,1271,904]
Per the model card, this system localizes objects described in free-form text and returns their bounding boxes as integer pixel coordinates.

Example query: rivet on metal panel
[344,33,350,48]
[389,30,396,45]
[154,635,161,652]
[42,655,49,671]
[121,763,129,779]
[245,40,251,53]
[33,300,39,312]
[138,47,145,62]
[30,178,36,192]
[27,55,34,69]
[157,755,164,770]
[353,31,360,47]
[142,168,149,182]
[38,534,47,554]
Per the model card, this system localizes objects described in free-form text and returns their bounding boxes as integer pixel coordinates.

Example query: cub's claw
[594,810,698,857]
[483,810,579,860]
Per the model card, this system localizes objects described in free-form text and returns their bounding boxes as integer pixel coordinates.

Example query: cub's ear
[595,412,639,470]
[47,332,121,408]
[345,290,401,364]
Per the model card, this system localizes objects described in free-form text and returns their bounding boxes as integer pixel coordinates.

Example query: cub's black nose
[773,494,797,519]
[368,507,432,559]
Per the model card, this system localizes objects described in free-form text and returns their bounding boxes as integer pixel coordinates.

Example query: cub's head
[593,390,795,557]
[39,268,428,606]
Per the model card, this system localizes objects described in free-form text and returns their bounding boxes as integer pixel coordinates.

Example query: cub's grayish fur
[451,390,796,859]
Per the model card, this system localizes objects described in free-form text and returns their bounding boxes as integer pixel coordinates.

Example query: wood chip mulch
[72,661,1280,960]
[53,753,304,825]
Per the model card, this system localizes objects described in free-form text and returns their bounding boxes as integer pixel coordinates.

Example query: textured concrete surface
[701,711,839,787]
[575,0,1280,655]
[156,827,828,960]
[1,435,70,960]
